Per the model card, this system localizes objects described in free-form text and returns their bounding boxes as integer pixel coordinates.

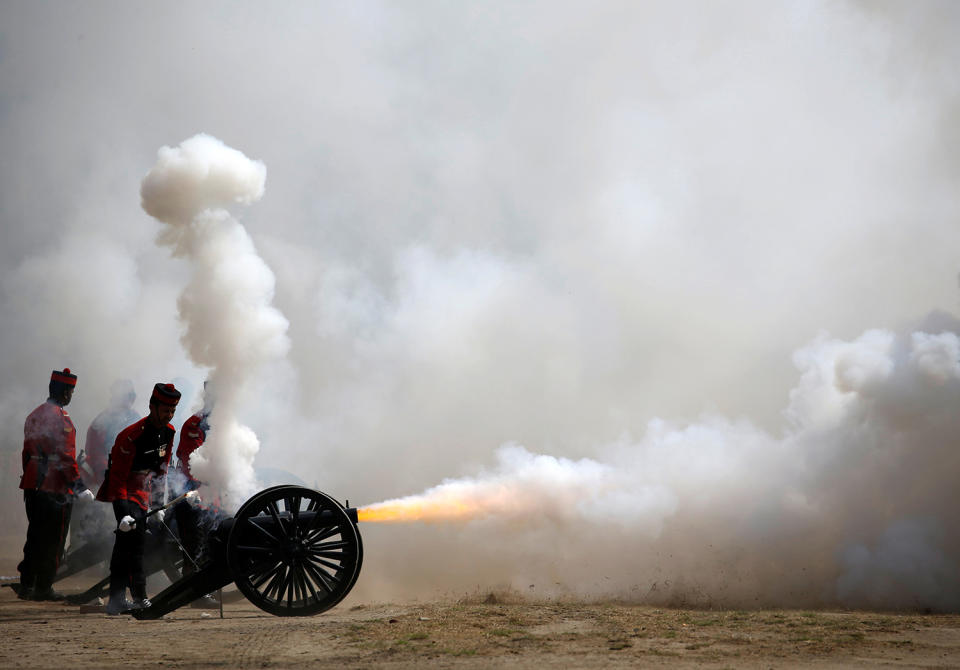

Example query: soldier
[97,382,180,615]
[18,368,94,601]
[81,379,138,490]
[70,379,140,548]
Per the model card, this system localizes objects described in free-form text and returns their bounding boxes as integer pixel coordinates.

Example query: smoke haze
[140,134,288,508]
[1,1,959,609]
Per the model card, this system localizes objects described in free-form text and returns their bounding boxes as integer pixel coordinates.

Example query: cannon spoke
[250,564,282,590]
[302,558,337,594]
[266,501,289,540]
[236,545,278,555]
[287,494,302,532]
[264,562,289,601]
[307,548,347,562]
[305,552,344,580]
[283,566,294,607]
[291,561,305,603]
[310,539,351,551]
[306,553,347,573]
[299,560,327,595]
[308,563,337,596]
[240,554,282,582]
[250,560,284,590]
[296,561,314,604]
[303,524,341,545]
[300,500,337,539]
[242,552,283,578]
[299,561,322,602]
[247,518,281,545]
[283,563,298,606]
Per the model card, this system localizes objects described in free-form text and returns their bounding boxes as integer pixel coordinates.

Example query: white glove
[154,509,165,523]
[118,515,136,532]
[78,489,95,502]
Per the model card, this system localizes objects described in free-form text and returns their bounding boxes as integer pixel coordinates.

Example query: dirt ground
[1,570,959,670]
[0,501,957,670]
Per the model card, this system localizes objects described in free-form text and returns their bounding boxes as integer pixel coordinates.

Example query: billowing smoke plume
[1,2,958,612]
[140,134,289,509]
[357,325,960,610]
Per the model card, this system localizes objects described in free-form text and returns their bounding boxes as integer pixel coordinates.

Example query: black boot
[105,590,133,615]
[16,583,35,600]
[16,567,34,600]
[31,586,66,601]
[129,585,151,611]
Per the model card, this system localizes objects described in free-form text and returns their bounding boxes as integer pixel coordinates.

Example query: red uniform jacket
[176,413,206,486]
[20,401,83,495]
[96,417,174,511]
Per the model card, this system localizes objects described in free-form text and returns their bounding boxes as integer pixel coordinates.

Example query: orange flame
[357,497,480,523]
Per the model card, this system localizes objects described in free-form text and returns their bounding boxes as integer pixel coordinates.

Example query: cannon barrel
[133,486,362,619]
[214,505,359,536]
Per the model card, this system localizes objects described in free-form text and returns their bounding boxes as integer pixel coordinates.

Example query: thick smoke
[140,134,289,509]
[0,2,958,611]
[358,326,960,610]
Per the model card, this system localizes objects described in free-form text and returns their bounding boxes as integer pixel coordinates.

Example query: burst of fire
[357,497,477,523]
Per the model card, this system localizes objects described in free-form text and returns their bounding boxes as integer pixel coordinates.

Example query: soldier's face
[149,402,177,427]
[61,387,74,406]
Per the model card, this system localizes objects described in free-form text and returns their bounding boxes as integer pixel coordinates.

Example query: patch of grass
[446,648,477,656]
[685,642,713,650]
[648,648,681,657]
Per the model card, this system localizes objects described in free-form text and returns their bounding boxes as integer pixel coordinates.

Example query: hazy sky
[1,1,958,608]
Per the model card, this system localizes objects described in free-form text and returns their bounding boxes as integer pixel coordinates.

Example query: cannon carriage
[130,485,363,619]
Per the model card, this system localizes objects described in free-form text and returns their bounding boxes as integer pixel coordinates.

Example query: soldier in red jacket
[18,368,94,601]
[176,409,208,491]
[97,382,180,615]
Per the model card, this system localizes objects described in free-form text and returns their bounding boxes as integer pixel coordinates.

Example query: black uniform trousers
[173,500,204,574]
[19,490,73,592]
[109,500,148,600]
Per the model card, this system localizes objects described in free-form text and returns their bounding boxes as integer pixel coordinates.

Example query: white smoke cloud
[0,2,958,611]
[140,134,289,508]
[357,325,960,610]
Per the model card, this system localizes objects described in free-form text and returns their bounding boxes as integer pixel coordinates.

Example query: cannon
[130,485,363,619]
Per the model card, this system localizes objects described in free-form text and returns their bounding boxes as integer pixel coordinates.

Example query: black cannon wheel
[226,485,362,617]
